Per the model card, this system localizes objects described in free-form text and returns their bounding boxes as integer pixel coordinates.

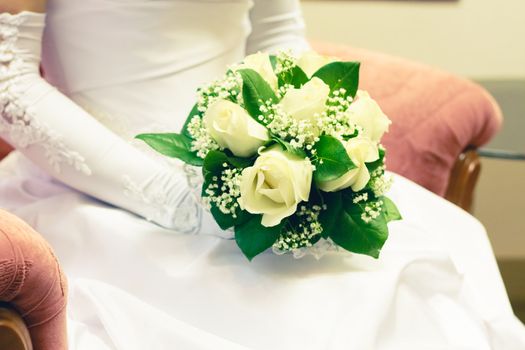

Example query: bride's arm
[246,0,310,54]
[0,3,218,233]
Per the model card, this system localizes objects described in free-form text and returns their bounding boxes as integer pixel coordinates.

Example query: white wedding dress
[1,1,525,349]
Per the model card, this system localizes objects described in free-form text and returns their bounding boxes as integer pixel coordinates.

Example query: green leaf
[235,215,284,261]
[318,191,343,239]
[210,205,234,230]
[313,135,355,183]
[366,147,386,174]
[181,103,201,139]
[209,205,249,230]
[237,68,277,124]
[203,150,228,176]
[201,150,251,230]
[135,133,203,166]
[381,196,402,222]
[223,151,254,169]
[203,150,253,173]
[269,55,278,70]
[228,157,253,169]
[313,61,360,98]
[277,65,309,89]
[329,193,389,258]
[268,137,307,159]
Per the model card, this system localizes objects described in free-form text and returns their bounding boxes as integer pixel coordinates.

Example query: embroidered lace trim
[123,172,202,234]
[0,13,91,175]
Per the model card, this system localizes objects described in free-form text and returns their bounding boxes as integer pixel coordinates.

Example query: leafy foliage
[313,135,355,183]
[313,61,360,98]
[328,193,388,258]
[318,191,342,239]
[181,103,201,139]
[201,150,250,229]
[277,65,309,88]
[237,69,277,125]
[381,196,402,222]
[135,133,202,166]
[268,137,307,159]
[235,215,285,261]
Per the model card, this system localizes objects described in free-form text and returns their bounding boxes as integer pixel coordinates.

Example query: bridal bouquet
[137,51,401,260]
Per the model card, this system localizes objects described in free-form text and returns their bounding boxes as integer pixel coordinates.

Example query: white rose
[235,52,278,90]
[203,99,269,157]
[279,77,330,123]
[239,146,312,227]
[317,137,379,192]
[346,91,391,142]
[297,51,336,77]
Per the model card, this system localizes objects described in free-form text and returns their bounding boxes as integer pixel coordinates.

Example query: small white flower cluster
[370,172,393,197]
[264,102,319,149]
[368,147,392,197]
[196,72,242,114]
[204,163,243,218]
[360,200,384,223]
[273,50,297,76]
[272,204,325,252]
[352,192,369,204]
[255,99,276,125]
[186,115,219,159]
[316,88,356,140]
[276,83,295,99]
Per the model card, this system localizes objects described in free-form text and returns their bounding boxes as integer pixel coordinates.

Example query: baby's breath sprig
[272,204,324,253]
[204,163,243,218]
[370,173,393,198]
[265,103,319,149]
[316,88,357,141]
[197,72,242,114]
[360,200,384,223]
[186,116,219,159]
[276,83,295,99]
[273,50,298,76]
[367,145,392,197]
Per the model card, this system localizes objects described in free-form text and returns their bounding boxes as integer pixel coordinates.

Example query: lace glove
[0,12,222,234]
[246,0,311,54]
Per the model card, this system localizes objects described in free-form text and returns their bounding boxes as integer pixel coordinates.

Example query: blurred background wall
[301,0,525,320]
[301,0,525,79]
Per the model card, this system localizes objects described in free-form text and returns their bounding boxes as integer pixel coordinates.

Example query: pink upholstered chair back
[314,43,502,196]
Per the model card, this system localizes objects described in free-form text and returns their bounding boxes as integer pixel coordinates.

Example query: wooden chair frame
[0,304,32,350]
[445,148,481,213]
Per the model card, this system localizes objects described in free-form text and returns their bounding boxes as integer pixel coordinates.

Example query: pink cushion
[314,43,502,196]
[0,209,68,350]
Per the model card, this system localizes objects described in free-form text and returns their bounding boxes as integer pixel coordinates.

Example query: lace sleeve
[0,13,90,174]
[0,12,223,235]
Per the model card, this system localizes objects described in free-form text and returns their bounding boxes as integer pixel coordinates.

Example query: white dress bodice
[43,0,253,137]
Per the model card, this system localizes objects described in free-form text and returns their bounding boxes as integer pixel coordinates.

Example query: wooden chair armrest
[445,148,481,213]
[0,304,32,350]
[0,139,12,161]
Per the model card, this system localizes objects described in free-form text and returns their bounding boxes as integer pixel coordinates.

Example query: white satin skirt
[1,152,524,350]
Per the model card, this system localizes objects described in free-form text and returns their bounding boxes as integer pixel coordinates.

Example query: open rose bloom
[137,51,401,261]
